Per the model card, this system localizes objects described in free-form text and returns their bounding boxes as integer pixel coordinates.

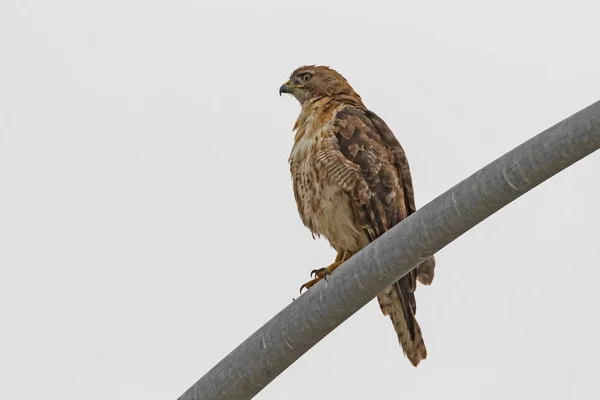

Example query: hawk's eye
[302,74,311,81]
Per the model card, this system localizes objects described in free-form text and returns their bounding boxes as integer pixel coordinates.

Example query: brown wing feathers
[333,106,427,366]
[368,110,436,286]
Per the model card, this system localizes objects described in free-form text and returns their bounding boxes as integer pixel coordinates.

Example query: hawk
[280,65,436,367]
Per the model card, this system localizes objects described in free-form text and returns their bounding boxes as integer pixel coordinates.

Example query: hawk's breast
[288,101,368,252]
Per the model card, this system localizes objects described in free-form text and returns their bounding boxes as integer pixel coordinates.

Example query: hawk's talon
[299,281,316,294]
[299,264,339,294]
[310,267,329,279]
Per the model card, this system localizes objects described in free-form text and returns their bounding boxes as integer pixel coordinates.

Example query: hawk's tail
[377,274,427,367]
[417,256,436,286]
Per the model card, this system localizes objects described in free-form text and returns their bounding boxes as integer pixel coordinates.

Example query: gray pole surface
[179,101,600,400]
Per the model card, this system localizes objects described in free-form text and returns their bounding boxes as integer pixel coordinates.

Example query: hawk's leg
[299,251,351,293]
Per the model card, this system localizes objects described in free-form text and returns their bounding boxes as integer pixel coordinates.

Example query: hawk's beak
[279,81,293,96]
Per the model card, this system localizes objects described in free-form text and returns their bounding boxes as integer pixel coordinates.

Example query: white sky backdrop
[1,1,599,399]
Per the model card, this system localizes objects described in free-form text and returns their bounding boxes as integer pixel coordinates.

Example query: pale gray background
[1,1,599,399]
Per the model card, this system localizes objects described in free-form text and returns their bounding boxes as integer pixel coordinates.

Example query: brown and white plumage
[280,65,435,367]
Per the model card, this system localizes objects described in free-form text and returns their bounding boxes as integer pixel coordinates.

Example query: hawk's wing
[317,104,432,365]
[365,109,436,286]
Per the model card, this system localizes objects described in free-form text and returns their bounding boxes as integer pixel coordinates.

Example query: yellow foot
[299,261,342,294]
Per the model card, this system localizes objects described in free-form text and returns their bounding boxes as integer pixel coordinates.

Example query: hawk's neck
[292,97,338,143]
[292,95,365,142]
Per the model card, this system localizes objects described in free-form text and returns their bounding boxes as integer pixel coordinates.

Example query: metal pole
[178,100,600,400]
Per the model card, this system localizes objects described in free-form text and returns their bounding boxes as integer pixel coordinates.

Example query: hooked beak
[279,80,293,96]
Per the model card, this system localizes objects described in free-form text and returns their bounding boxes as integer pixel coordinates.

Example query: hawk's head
[279,65,363,106]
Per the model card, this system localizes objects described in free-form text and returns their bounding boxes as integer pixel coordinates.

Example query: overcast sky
[1,1,599,399]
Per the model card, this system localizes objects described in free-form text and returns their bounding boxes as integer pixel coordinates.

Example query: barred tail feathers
[377,277,427,367]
